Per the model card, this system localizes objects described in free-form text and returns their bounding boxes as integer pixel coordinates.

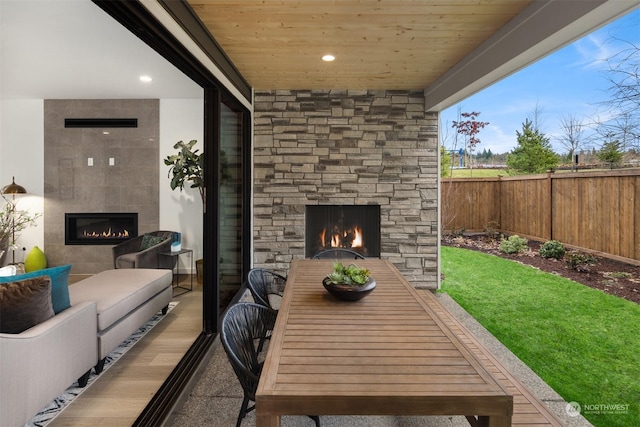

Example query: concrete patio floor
[167,293,593,427]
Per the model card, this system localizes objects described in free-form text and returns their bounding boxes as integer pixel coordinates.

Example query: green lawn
[448,168,506,178]
[440,246,640,427]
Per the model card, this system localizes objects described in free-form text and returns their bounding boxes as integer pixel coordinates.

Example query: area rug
[26,301,179,427]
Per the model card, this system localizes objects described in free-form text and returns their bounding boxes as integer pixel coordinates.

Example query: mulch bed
[442,234,640,305]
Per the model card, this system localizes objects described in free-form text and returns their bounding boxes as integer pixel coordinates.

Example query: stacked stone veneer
[253,90,439,289]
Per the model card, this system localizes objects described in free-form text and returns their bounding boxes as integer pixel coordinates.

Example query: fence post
[547,170,553,241]
[497,175,503,232]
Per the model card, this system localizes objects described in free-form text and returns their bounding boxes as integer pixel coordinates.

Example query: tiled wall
[253,90,439,289]
[43,99,160,274]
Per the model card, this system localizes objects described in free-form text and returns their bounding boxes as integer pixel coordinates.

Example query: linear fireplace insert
[305,205,380,258]
[65,213,138,245]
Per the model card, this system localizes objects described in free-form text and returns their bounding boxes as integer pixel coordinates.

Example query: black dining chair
[247,268,287,311]
[220,302,320,427]
[311,248,365,260]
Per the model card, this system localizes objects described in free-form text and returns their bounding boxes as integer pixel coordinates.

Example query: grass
[448,168,506,178]
[440,246,640,427]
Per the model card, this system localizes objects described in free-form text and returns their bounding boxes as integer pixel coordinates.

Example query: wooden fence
[441,169,640,263]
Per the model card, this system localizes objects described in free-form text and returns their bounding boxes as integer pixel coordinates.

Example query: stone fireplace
[253,90,439,289]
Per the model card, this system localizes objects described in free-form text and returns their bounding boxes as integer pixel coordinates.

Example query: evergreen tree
[440,145,452,177]
[506,119,559,174]
[597,139,624,169]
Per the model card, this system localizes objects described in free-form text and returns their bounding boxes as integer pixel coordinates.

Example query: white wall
[0,99,44,264]
[159,98,204,272]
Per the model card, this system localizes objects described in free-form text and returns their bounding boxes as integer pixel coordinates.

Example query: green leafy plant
[499,235,528,254]
[164,140,204,203]
[566,251,599,271]
[539,240,566,260]
[324,262,371,286]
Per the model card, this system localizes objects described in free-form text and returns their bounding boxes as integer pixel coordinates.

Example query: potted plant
[0,195,40,265]
[322,261,376,301]
[165,140,204,282]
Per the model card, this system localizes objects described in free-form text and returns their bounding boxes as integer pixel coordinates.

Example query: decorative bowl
[322,277,376,301]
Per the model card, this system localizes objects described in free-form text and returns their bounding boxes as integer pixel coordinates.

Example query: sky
[440,7,640,155]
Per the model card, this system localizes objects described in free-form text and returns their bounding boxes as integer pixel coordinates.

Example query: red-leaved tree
[452,111,489,176]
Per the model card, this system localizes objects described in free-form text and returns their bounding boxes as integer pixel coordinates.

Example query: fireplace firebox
[305,205,380,258]
[65,213,138,245]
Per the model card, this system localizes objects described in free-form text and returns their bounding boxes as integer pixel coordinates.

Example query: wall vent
[64,118,138,128]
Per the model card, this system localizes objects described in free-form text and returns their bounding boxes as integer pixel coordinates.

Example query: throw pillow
[140,234,166,251]
[0,264,72,314]
[0,277,55,334]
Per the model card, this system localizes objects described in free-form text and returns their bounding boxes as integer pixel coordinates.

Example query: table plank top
[256,259,513,423]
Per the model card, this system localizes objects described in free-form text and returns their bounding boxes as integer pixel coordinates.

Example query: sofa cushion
[0,277,55,333]
[0,264,72,314]
[69,269,172,331]
[140,234,166,251]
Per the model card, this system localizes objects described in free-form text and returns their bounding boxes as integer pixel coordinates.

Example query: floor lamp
[1,176,27,264]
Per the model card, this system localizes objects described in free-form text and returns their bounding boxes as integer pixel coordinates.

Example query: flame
[82,228,130,238]
[351,226,363,248]
[320,225,364,249]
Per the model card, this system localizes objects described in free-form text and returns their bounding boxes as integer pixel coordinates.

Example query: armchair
[112,230,176,269]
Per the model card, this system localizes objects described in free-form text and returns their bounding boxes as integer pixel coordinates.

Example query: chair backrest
[311,248,365,260]
[247,268,287,310]
[220,302,277,400]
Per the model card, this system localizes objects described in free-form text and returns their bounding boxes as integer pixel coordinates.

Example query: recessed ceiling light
[139,75,153,82]
[322,54,335,62]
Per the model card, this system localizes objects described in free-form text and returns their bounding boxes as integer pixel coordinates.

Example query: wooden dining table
[256,259,513,426]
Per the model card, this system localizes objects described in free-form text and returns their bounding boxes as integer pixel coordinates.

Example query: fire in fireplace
[65,213,138,245]
[305,205,380,258]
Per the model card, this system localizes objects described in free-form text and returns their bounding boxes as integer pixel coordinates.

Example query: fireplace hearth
[305,205,380,258]
[65,213,138,245]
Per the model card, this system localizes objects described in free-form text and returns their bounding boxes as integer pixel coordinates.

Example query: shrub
[483,221,501,239]
[499,235,528,254]
[539,240,566,260]
[566,251,598,270]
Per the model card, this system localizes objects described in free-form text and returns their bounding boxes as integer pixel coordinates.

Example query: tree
[440,145,452,177]
[451,111,489,176]
[597,139,624,169]
[506,119,559,175]
[597,40,639,149]
[558,114,584,168]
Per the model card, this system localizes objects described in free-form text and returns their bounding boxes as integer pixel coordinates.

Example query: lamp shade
[1,177,27,195]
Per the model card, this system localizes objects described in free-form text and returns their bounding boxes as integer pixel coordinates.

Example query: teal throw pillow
[0,264,72,314]
[140,234,166,251]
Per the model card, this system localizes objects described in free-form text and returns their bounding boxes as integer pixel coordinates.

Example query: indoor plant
[164,140,204,204]
[322,261,376,301]
[0,195,40,265]
[165,140,205,282]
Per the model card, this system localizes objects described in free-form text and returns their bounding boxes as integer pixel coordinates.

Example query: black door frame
[92,1,252,424]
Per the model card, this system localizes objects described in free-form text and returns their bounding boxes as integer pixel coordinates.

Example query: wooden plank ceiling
[186,0,533,90]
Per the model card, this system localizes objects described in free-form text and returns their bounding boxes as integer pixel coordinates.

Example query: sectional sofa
[0,266,172,427]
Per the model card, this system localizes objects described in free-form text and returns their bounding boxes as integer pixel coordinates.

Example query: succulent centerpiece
[322,261,376,301]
